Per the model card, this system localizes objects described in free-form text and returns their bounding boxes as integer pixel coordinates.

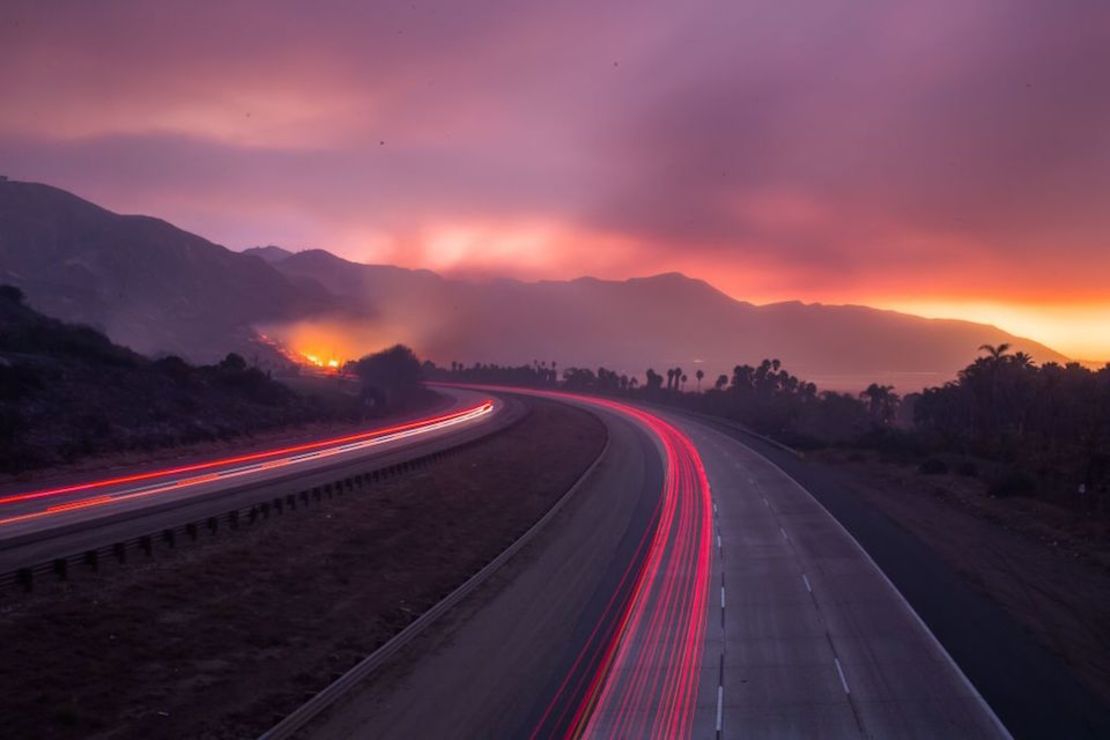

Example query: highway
[307,388,1011,739]
[0,387,506,572]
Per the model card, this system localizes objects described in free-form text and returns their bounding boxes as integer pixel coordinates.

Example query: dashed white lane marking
[780,526,789,541]
[720,586,726,609]
[762,497,770,507]
[834,657,851,694]
[802,573,813,593]
[717,534,722,549]
[716,684,724,733]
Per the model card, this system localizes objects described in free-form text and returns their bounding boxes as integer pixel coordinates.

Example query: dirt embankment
[0,398,606,739]
[815,449,1110,707]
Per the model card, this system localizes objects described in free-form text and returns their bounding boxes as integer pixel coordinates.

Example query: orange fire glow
[301,352,343,370]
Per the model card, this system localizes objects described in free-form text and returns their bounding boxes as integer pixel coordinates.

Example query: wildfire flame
[302,353,343,371]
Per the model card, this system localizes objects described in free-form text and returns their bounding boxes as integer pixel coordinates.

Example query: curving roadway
[308,387,1011,739]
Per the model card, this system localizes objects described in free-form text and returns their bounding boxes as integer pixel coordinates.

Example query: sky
[1,0,1108,360]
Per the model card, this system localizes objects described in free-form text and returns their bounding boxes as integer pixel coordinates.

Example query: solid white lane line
[802,573,812,593]
[834,657,851,694]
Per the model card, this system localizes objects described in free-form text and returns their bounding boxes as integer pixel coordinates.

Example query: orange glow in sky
[885,301,1110,364]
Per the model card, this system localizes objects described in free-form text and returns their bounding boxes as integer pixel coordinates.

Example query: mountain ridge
[261,246,1069,388]
[0,179,334,363]
[0,178,1070,388]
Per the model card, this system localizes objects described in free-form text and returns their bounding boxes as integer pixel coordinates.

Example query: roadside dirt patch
[814,449,1110,707]
[0,398,606,739]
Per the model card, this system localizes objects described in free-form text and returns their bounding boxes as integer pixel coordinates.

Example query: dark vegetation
[0,399,605,739]
[346,344,423,409]
[0,286,428,474]
[428,345,1110,517]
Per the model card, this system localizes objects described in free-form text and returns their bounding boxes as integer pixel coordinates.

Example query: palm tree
[860,383,899,425]
[979,343,1011,361]
[681,373,688,391]
[696,369,704,392]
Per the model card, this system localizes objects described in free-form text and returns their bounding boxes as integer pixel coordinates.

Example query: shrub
[919,457,949,475]
[956,460,979,477]
[989,469,1037,498]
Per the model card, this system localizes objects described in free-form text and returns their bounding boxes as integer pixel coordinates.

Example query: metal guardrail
[0,408,525,597]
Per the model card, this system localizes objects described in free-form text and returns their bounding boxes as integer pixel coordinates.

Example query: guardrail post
[53,558,68,581]
[141,535,153,556]
[229,510,240,530]
[84,550,98,572]
[186,522,198,541]
[286,493,296,510]
[17,568,32,593]
[113,542,126,564]
[274,498,283,514]
[163,529,176,548]
[207,516,218,534]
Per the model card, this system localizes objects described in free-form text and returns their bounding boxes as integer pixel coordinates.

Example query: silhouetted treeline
[912,345,1109,502]
[425,360,560,387]
[429,347,1110,514]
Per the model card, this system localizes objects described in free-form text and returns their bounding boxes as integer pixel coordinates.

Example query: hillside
[265,249,1069,390]
[0,286,331,473]
[0,179,333,363]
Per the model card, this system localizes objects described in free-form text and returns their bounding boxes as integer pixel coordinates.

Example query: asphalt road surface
[308,388,1010,739]
[0,387,507,571]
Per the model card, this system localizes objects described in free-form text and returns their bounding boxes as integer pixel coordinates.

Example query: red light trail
[0,401,494,528]
[565,398,711,739]
[461,387,713,739]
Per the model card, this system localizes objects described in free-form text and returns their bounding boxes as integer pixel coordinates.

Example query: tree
[979,343,1012,361]
[349,344,421,409]
[714,374,728,391]
[0,285,25,305]
[859,383,899,426]
[218,352,247,372]
[696,369,704,392]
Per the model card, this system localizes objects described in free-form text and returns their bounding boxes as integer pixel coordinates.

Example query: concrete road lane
[667,411,1011,739]
[309,401,664,738]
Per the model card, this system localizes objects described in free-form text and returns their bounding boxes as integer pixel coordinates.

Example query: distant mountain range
[253,247,1069,389]
[0,178,1069,389]
[0,179,332,362]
